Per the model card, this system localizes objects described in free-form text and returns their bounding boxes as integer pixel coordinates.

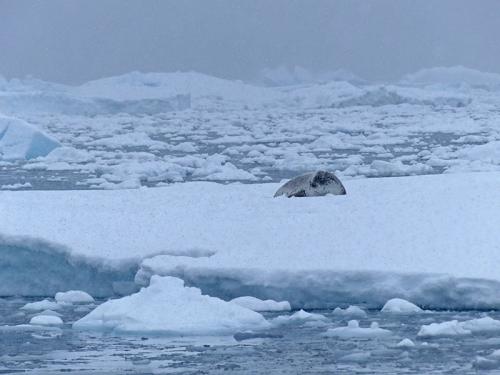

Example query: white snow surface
[1,172,500,308]
[21,299,62,311]
[381,298,423,314]
[229,296,291,312]
[73,276,270,336]
[0,115,60,160]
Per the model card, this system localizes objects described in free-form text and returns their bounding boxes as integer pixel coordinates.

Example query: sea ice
[396,338,416,348]
[229,296,291,312]
[332,305,367,318]
[29,315,64,326]
[381,298,423,313]
[272,310,328,325]
[55,290,95,304]
[324,320,392,339]
[73,276,270,336]
[21,299,62,311]
[417,320,471,338]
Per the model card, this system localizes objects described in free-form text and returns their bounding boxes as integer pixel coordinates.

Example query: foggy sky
[1,0,500,84]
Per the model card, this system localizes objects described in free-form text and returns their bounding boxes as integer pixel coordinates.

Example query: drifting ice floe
[324,320,392,339]
[55,290,95,304]
[418,316,500,338]
[230,296,291,312]
[73,276,270,336]
[21,299,61,311]
[332,305,367,318]
[381,298,423,314]
[29,315,64,326]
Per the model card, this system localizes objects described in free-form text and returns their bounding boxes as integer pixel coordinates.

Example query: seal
[274,170,346,198]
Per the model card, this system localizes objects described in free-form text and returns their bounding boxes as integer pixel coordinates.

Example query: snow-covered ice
[55,290,95,304]
[229,296,291,312]
[332,306,367,318]
[29,315,64,326]
[324,320,392,339]
[1,171,500,310]
[20,299,61,311]
[73,276,270,336]
[418,316,500,338]
[396,338,416,348]
[381,298,422,314]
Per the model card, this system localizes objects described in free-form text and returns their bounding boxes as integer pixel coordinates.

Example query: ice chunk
[417,320,471,338]
[230,296,291,312]
[55,290,95,304]
[272,309,328,325]
[36,309,62,317]
[396,338,416,348]
[73,276,270,336]
[21,299,61,311]
[381,298,423,314]
[324,320,392,339]
[460,316,500,333]
[0,115,60,160]
[29,315,63,326]
[338,351,371,363]
[332,305,367,318]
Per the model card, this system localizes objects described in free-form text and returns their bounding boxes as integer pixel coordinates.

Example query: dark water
[1,297,499,374]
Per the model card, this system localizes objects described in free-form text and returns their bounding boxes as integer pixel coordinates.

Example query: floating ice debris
[230,296,291,312]
[29,315,64,326]
[55,290,95,304]
[73,276,270,336]
[396,338,416,348]
[21,299,62,311]
[324,320,392,339]
[381,298,423,314]
[332,305,367,318]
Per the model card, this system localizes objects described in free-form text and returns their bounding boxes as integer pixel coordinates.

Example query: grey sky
[1,0,500,84]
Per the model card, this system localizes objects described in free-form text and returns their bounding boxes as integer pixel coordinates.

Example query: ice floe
[381,298,423,314]
[73,276,270,336]
[229,296,291,312]
[324,320,392,339]
[55,290,95,304]
[332,305,367,318]
[29,315,64,326]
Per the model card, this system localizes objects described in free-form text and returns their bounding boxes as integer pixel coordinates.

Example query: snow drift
[0,115,60,160]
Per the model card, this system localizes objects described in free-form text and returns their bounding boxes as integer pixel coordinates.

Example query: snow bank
[0,115,60,160]
[2,173,500,309]
[73,276,270,336]
[324,320,392,338]
[381,298,422,314]
[55,290,95,304]
[230,296,291,312]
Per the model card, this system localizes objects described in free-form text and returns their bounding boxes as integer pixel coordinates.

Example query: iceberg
[0,115,60,160]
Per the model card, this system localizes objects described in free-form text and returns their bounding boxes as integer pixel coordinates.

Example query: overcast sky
[1,0,500,84]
